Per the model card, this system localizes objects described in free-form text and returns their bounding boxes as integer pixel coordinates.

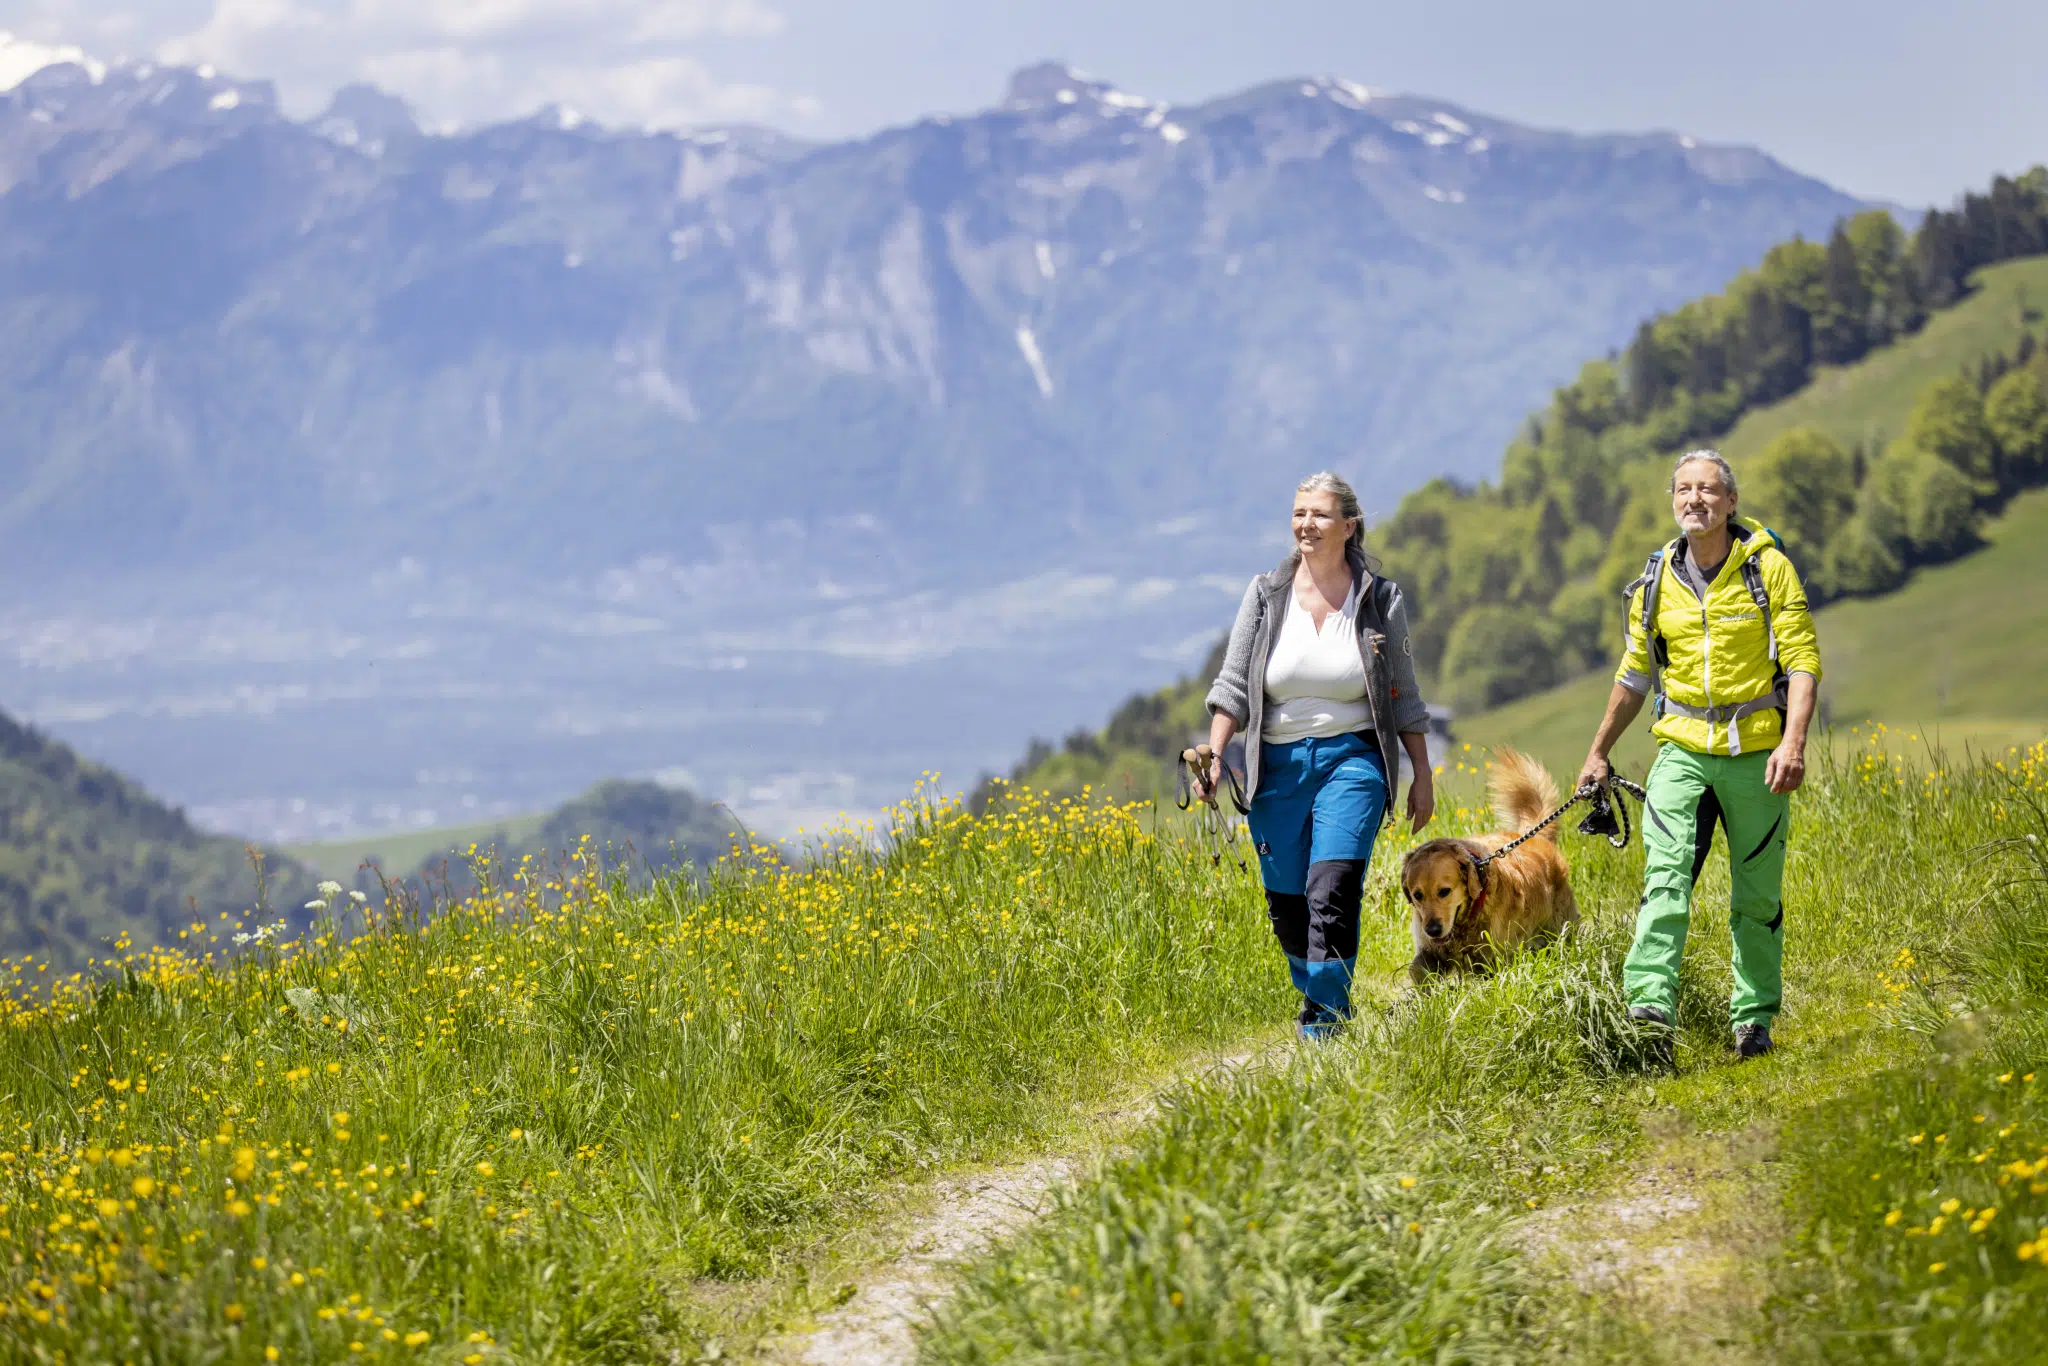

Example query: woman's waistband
[1261,728,1384,756]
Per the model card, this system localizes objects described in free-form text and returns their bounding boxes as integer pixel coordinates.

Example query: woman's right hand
[1577,751,1612,795]
[1200,716,1239,803]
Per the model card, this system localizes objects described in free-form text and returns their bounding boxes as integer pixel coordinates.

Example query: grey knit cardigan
[1204,548,1431,809]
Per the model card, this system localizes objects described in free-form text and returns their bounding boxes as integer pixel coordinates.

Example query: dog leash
[1471,773,1647,874]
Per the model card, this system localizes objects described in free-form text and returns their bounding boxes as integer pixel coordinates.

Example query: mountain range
[0,48,1873,837]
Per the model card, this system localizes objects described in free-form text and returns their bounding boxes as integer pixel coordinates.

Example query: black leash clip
[1573,777,1636,850]
[1577,786,1620,839]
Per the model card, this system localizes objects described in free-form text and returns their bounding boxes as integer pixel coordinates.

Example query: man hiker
[1578,449,1822,1061]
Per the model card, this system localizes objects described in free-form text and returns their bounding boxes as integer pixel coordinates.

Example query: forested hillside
[0,708,309,969]
[993,173,2048,801]
[1383,170,2048,710]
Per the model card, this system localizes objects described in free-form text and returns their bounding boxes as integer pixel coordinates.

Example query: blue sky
[1,0,2042,205]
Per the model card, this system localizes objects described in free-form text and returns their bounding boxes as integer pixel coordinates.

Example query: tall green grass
[12,738,2048,1362]
[0,785,1282,1362]
[923,737,2048,1364]
[1761,748,2048,1359]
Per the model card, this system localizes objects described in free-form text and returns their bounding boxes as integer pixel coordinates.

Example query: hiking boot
[1627,1004,1675,1070]
[1298,998,1348,1042]
[1733,1024,1774,1059]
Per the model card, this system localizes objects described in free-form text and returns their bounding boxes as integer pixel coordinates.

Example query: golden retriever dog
[1401,747,1578,983]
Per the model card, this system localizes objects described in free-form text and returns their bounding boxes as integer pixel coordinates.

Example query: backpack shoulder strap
[1740,549,1781,669]
[1620,542,1676,706]
[1619,547,1665,642]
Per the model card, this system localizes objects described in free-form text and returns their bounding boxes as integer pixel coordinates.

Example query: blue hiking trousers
[1246,731,1388,1037]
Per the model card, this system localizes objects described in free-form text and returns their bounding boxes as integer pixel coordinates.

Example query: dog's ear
[1462,850,1482,904]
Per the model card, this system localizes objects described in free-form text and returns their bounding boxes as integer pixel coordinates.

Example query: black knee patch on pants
[1765,904,1784,933]
[1305,859,1366,963]
[1264,891,1309,960]
[1745,813,1784,863]
[1690,788,1725,888]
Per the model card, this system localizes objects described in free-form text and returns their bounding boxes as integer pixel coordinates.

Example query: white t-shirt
[1263,584,1373,744]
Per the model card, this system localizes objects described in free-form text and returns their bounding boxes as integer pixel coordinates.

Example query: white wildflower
[348,890,368,904]
[316,880,344,897]
[231,919,288,947]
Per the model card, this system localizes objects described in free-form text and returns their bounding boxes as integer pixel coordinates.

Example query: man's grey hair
[1669,448,1738,498]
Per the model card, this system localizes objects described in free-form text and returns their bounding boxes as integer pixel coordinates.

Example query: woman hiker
[1196,471,1436,1039]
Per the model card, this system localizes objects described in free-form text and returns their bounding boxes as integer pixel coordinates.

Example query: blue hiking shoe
[1298,998,1348,1042]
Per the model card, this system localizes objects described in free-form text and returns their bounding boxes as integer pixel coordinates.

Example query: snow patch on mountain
[1014,323,1054,398]
[1321,77,1375,108]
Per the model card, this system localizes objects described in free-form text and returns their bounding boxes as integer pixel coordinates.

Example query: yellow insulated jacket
[1615,518,1822,757]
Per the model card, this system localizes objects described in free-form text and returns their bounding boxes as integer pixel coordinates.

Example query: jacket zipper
[1700,603,1714,718]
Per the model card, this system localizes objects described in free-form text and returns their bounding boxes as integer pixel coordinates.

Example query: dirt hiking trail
[780,1042,1272,1366]
[1514,1120,1787,1363]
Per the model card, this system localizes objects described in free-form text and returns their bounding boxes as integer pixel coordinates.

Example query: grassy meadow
[923,734,2048,1363]
[6,733,2048,1361]
[0,785,1284,1362]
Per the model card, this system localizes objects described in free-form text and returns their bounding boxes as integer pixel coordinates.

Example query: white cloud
[0,0,807,129]
[0,28,103,86]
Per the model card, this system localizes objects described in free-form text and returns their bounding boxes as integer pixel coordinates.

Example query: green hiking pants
[1624,744,1789,1028]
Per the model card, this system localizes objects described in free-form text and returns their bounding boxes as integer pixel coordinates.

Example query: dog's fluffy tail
[1489,747,1562,840]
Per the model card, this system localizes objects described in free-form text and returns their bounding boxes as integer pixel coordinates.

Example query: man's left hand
[1765,741,1806,794]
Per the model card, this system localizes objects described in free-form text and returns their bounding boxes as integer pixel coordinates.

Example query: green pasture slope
[1718,254,2048,462]
[283,816,544,883]
[1462,256,2048,779]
